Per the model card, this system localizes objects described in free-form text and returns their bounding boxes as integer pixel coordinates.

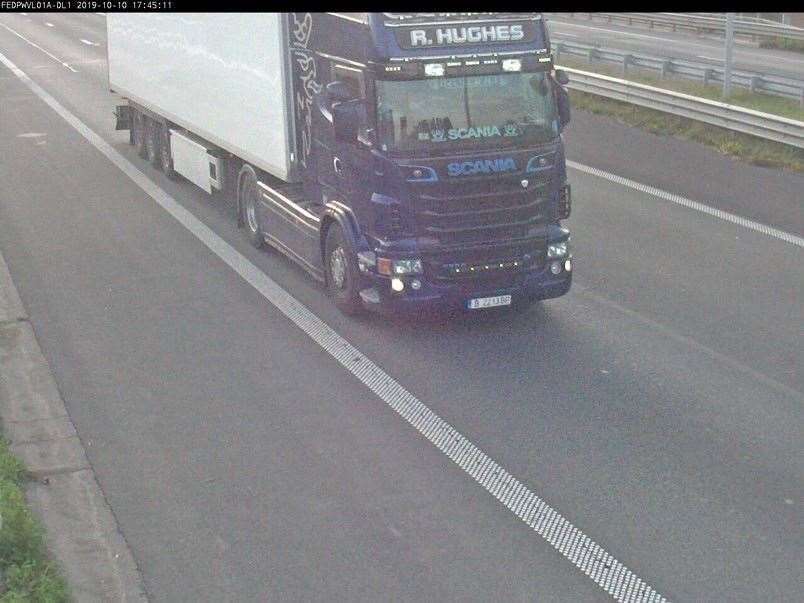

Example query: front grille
[413,176,550,246]
[389,206,405,236]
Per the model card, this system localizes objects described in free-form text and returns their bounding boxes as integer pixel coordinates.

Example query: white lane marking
[45,22,54,28]
[0,22,77,72]
[696,55,720,61]
[0,49,670,603]
[95,12,106,16]
[16,132,47,138]
[80,39,99,46]
[567,161,804,249]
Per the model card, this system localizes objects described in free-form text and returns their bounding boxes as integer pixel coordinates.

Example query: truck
[107,12,573,316]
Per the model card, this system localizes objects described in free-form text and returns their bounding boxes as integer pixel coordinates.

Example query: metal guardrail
[552,39,804,106]
[559,66,804,149]
[556,12,804,42]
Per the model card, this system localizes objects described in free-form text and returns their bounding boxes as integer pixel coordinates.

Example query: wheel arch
[319,202,364,283]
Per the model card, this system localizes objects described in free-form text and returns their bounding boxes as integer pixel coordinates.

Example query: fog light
[564,259,572,272]
[550,261,562,275]
[391,278,404,292]
[411,279,422,290]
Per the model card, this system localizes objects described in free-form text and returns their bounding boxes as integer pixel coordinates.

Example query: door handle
[333,156,342,174]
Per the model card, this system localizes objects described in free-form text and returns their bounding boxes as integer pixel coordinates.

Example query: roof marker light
[424,63,445,77]
[502,58,522,72]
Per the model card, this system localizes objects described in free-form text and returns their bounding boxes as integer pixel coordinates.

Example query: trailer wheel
[238,165,264,249]
[324,224,363,315]
[158,124,176,179]
[132,110,147,159]
[144,118,160,166]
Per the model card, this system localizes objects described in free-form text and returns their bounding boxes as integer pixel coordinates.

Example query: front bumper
[358,259,572,315]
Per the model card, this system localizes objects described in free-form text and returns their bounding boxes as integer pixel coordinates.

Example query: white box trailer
[107,13,298,184]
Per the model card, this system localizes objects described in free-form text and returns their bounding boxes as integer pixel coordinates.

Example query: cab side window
[331,63,372,143]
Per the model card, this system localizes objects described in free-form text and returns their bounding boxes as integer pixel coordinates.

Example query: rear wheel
[144,118,159,166]
[158,124,176,178]
[132,110,147,159]
[238,165,264,249]
[324,225,363,315]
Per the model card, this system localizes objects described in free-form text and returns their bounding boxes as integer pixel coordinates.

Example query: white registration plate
[467,295,512,309]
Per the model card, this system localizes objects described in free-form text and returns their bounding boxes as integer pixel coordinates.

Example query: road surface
[0,12,802,602]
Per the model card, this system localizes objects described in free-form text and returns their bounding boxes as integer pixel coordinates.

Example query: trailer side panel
[108,13,296,182]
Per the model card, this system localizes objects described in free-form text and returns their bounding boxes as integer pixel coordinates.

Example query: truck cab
[291,12,573,314]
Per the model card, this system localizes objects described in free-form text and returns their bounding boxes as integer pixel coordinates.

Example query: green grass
[556,55,804,121]
[568,88,804,172]
[0,437,69,603]
[553,55,804,172]
[758,36,804,54]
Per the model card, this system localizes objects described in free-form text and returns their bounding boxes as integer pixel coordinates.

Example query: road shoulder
[0,251,147,602]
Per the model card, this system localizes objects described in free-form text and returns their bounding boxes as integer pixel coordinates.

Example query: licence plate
[467,295,512,309]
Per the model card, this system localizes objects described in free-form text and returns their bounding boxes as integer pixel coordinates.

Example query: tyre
[144,118,159,166]
[132,110,147,159]
[158,124,176,179]
[324,224,363,315]
[238,165,264,249]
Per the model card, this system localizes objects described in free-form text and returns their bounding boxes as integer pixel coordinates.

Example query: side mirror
[556,83,571,129]
[555,69,569,86]
[326,81,354,107]
[333,100,361,144]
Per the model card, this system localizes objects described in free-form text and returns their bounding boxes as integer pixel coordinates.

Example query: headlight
[377,258,423,276]
[547,241,569,259]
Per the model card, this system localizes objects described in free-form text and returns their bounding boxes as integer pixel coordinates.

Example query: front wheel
[324,225,363,315]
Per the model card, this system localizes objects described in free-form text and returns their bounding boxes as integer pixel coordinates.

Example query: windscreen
[376,71,559,154]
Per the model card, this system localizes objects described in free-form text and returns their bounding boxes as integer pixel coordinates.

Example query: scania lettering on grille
[447,158,516,176]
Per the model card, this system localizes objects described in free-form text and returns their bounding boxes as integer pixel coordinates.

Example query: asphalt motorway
[1,12,802,602]
[545,13,804,81]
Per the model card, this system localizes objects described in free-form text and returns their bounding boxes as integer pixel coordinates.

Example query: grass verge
[0,436,69,602]
[556,55,804,121]
[568,89,804,173]
[554,56,804,172]
[758,36,804,54]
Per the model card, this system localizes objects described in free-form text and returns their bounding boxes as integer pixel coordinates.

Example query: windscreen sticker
[427,75,510,90]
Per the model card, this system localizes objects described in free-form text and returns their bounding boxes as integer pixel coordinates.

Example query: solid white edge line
[0,50,671,603]
[566,160,804,249]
